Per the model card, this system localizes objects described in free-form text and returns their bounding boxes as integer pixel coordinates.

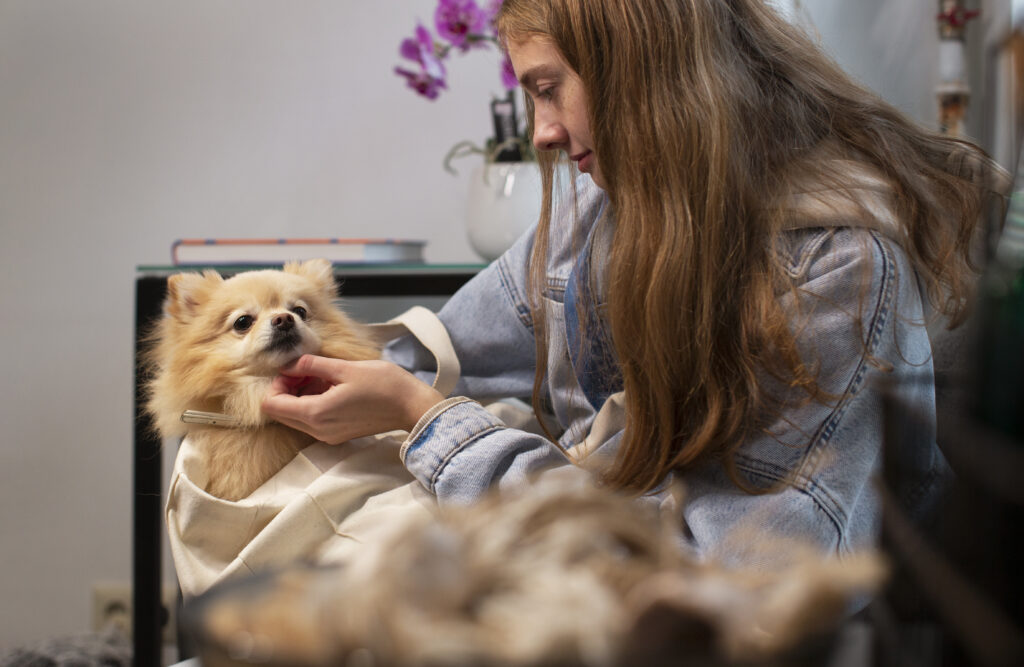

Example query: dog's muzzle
[267,313,301,352]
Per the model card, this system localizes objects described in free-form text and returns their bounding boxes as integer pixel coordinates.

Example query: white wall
[794,0,1011,160]
[0,0,1011,651]
[797,0,938,126]
[0,0,501,649]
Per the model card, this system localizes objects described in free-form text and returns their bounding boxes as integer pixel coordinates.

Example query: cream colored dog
[144,259,379,500]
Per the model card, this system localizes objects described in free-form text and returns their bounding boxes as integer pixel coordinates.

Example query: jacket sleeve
[396,227,941,564]
[677,228,944,563]
[383,221,595,504]
[383,182,617,507]
[383,223,541,403]
[398,397,586,504]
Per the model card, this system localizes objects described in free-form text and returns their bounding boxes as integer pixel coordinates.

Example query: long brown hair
[497,0,1002,493]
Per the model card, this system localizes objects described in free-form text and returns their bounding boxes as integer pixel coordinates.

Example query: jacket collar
[778,158,901,239]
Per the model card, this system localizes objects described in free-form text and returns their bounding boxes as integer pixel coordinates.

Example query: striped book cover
[171,238,426,266]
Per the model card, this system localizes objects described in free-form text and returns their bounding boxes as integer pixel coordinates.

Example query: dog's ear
[284,259,336,297]
[166,270,223,321]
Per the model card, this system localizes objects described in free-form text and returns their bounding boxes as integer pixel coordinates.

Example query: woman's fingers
[262,385,312,422]
[279,354,347,382]
[262,357,445,444]
[270,373,331,397]
[262,388,339,443]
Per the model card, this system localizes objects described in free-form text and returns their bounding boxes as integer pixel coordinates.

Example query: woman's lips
[572,150,594,173]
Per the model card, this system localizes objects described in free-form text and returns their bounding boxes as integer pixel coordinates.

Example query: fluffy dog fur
[193,478,886,666]
[144,259,379,501]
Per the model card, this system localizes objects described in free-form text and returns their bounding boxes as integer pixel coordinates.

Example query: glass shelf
[136,262,488,275]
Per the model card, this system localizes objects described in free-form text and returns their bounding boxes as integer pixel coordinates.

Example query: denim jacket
[385,169,948,565]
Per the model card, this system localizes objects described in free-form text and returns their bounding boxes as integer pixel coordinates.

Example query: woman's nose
[532,115,567,152]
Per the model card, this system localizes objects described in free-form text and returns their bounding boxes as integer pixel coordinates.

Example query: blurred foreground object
[870,136,1024,667]
[184,478,884,667]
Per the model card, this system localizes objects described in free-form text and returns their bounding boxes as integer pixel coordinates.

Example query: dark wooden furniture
[132,264,481,665]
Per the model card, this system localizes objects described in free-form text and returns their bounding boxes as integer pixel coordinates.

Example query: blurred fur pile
[196,476,885,666]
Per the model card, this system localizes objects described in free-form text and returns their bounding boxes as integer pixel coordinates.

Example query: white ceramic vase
[465,161,542,262]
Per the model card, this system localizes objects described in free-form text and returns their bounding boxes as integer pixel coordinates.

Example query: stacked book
[171,238,426,266]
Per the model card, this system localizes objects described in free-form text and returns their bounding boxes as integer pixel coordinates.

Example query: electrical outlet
[91,582,178,646]
[92,582,131,636]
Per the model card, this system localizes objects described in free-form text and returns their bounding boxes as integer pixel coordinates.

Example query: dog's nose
[272,313,295,331]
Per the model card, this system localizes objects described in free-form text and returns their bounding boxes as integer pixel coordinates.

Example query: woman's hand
[261,354,444,444]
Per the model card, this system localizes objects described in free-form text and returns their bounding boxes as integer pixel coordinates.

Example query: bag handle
[364,306,461,398]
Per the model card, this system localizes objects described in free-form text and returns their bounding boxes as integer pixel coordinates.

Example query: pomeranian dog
[144,259,379,501]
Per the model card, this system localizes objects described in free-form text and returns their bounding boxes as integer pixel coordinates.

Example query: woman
[263,0,1001,562]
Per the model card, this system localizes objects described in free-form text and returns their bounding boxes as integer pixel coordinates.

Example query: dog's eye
[292,306,308,321]
[233,315,255,332]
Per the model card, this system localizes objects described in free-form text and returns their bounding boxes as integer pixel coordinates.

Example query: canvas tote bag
[166,306,459,598]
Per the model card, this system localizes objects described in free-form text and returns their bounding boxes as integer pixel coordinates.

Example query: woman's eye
[537,87,555,101]
[233,315,255,332]
[292,306,308,321]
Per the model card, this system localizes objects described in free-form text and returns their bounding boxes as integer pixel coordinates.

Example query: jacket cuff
[399,397,507,489]
[402,396,475,456]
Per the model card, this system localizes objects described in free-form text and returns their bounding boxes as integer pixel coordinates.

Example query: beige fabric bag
[166,307,458,598]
